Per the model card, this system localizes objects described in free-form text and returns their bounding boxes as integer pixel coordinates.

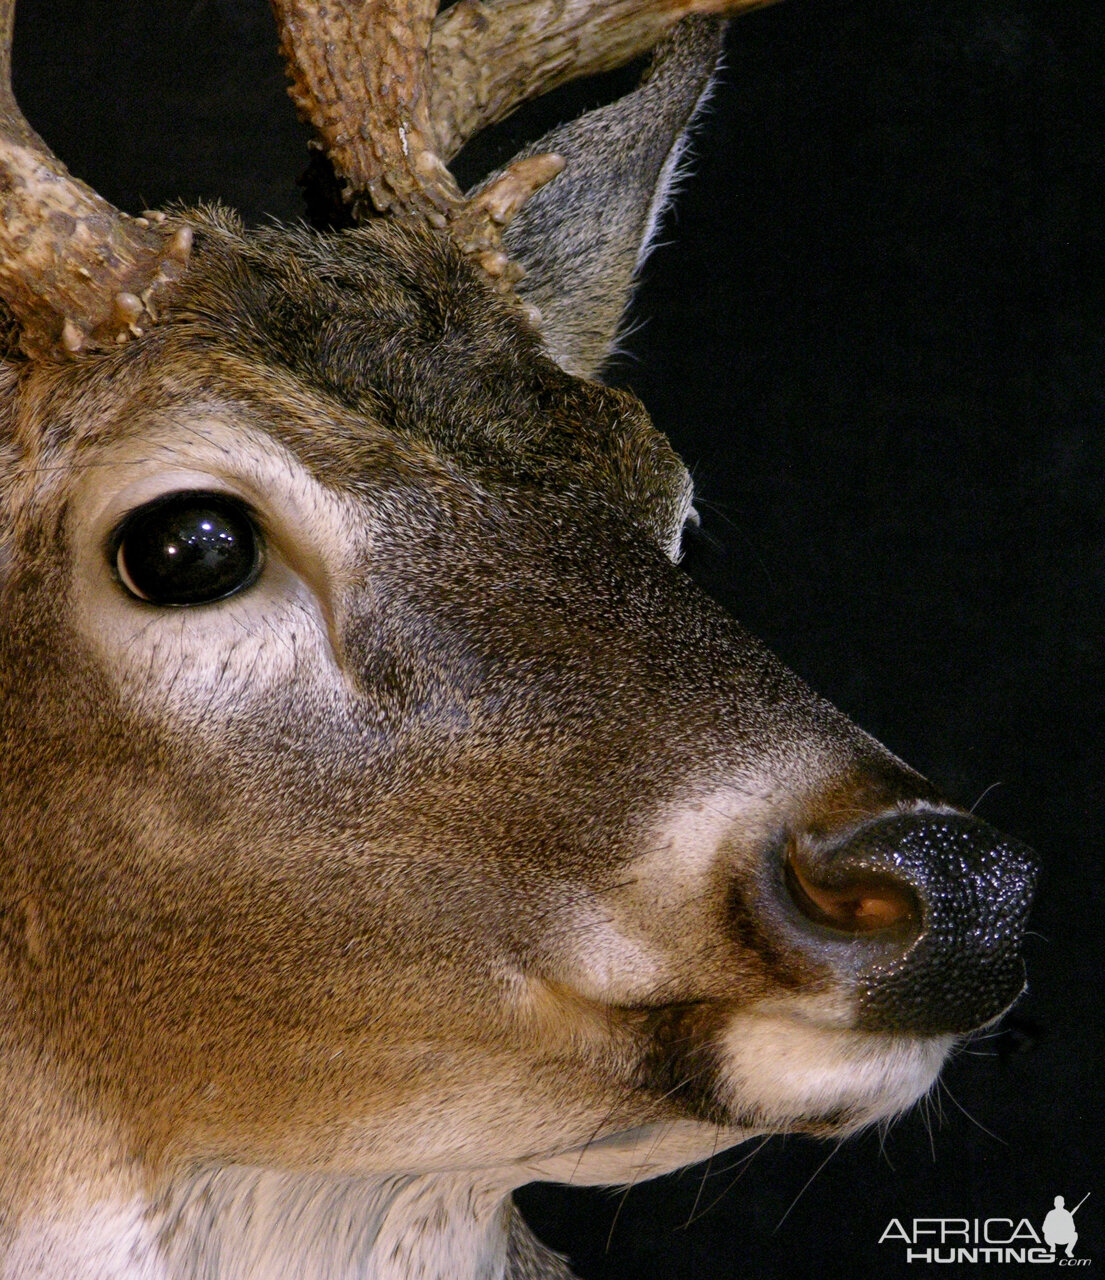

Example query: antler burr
[0,0,192,356]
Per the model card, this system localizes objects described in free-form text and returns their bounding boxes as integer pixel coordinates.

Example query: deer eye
[111,491,263,606]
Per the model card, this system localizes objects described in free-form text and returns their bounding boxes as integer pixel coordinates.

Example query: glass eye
[112,491,263,606]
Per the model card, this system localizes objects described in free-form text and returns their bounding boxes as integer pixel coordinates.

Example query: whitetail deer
[0,2,1038,1278]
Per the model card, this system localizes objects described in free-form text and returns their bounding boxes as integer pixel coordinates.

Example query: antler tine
[0,0,192,357]
[271,0,565,288]
[429,0,779,163]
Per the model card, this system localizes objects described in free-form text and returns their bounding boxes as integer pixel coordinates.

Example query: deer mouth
[524,802,1034,1143]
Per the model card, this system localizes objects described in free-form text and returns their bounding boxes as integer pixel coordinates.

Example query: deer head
[0,3,1037,1279]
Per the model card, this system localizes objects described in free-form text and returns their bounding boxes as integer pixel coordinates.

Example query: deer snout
[777,811,1038,1035]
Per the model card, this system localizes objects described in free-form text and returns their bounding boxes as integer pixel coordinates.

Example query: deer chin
[618,990,953,1147]
[712,1007,953,1137]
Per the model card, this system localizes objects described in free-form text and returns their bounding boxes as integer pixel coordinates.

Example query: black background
[11,1,1102,1276]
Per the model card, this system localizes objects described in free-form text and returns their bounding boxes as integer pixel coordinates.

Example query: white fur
[3,1198,169,1280]
[154,1167,517,1280]
[6,1171,516,1280]
[664,470,697,562]
[522,1119,756,1188]
[544,777,843,1006]
[718,1005,952,1131]
[634,54,724,276]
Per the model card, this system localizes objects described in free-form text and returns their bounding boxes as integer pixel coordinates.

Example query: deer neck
[8,1166,575,1280]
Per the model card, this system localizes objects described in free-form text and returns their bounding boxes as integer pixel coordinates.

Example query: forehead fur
[146,208,692,545]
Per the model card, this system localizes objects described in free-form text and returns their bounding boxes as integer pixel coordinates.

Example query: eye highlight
[111,490,264,606]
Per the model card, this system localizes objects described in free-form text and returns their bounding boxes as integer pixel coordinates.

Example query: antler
[0,0,192,357]
[271,0,568,285]
[271,0,770,289]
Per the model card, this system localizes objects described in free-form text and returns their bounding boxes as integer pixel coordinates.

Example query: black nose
[780,811,1038,1034]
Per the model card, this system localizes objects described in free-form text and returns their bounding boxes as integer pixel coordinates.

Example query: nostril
[769,811,1038,1035]
[785,847,919,935]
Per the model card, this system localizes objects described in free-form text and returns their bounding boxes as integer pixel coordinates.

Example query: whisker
[773,1141,841,1233]
[939,1079,1007,1146]
[604,1121,674,1254]
[680,1124,722,1229]
[566,1088,641,1185]
[968,780,1004,814]
[683,1134,771,1224]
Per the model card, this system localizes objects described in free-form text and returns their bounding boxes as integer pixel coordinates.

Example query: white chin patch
[718,1010,954,1132]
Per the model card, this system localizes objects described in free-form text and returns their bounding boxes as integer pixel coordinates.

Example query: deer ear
[499,18,725,379]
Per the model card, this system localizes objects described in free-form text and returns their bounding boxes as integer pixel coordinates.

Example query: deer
[0,1,1038,1278]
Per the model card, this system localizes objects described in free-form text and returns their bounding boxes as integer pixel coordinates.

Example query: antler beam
[0,1,191,356]
[273,1,454,224]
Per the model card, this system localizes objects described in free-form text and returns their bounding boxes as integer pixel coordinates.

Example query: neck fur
[6,1167,576,1280]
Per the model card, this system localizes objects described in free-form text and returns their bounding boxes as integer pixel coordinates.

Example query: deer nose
[778,812,1038,1034]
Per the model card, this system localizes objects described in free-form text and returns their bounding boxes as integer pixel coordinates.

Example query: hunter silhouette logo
[879,1192,1092,1265]
[1043,1194,1090,1259]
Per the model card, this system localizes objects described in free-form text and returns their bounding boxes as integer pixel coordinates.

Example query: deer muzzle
[776,810,1038,1034]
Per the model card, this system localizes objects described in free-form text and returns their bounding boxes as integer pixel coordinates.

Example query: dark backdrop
[11,1,1101,1276]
